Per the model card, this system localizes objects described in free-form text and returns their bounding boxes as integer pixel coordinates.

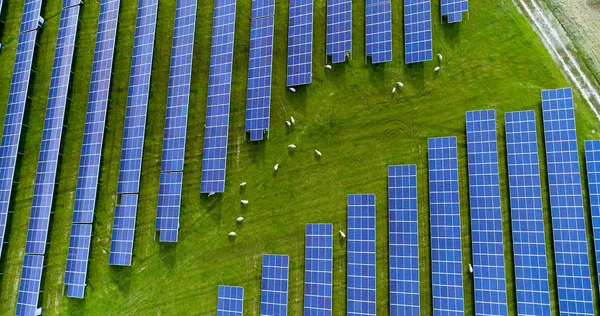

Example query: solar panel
[109,194,138,266]
[585,140,600,296]
[260,254,290,315]
[217,285,244,315]
[441,0,468,23]
[428,136,465,315]
[72,0,121,224]
[304,223,333,315]
[16,255,43,316]
[64,224,92,298]
[388,165,420,315]
[63,0,83,8]
[117,0,158,194]
[286,0,313,86]
[156,172,183,242]
[326,0,351,63]
[465,110,508,315]
[404,0,433,64]
[0,30,38,260]
[347,194,376,316]
[365,1,392,64]
[200,0,237,194]
[20,0,43,33]
[541,87,594,315]
[252,0,274,19]
[505,111,551,316]
[245,15,274,142]
[160,0,197,173]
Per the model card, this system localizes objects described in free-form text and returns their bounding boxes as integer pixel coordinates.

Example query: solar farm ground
[0,0,599,315]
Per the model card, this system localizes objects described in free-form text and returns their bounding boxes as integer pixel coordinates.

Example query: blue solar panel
[200,0,237,193]
[585,140,600,297]
[541,87,594,315]
[16,255,43,316]
[260,254,289,315]
[25,5,81,256]
[156,172,183,242]
[428,136,465,315]
[404,0,433,64]
[117,0,158,194]
[286,0,313,87]
[245,15,274,142]
[63,0,83,8]
[252,0,274,19]
[465,110,508,316]
[0,30,38,260]
[160,0,197,173]
[64,224,92,299]
[73,0,121,224]
[20,0,43,33]
[505,111,551,316]
[347,194,376,316]
[326,0,351,63]
[304,223,333,315]
[388,165,420,315]
[441,0,468,23]
[109,194,138,266]
[217,285,244,315]
[366,1,392,64]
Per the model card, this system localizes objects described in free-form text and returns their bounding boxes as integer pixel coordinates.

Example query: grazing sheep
[228,232,237,237]
[274,164,279,171]
[315,150,322,157]
[288,144,296,149]
[286,121,291,127]
[339,231,346,238]
[468,263,474,273]
[289,87,296,93]
[208,192,216,197]
[240,182,247,187]
[397,82,404,88]
[438,54,443,61]
[236,217,244,223]
[434,66,441,72]
[290,116,295,125]
[241,200,249,205]
[325,64,332,70]
[392,87,397,94]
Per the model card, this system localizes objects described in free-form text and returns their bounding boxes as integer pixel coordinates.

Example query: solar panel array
[347,194,376,316]
[465,110,508,315]
[16,255,44,316]
[117,0,159,194]
[260,254,290,315]
[388,165,420,315]
[584,140,600,295]
[404,0,433,64]
[326,0,351,63]
[64,224,92,298]
[245,0,274,142]
[0,0,42,262]
[20,0,43,33]
[109,194,138,266]
[156,0,197,241]
[304,223,333,315]
[217,285,244,315]
[200,0,237,194]
[541,87,594,315]
[286,0,313,86]
[365,0,392,63]
[428,136,465,315]
[441,0,468,23]
[505,111,551,316]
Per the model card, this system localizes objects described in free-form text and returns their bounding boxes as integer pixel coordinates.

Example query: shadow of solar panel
[64,224,92,298]
[286,0,313,86]
[109,194,138,266]
[365,2,392,64]
[260,254,290,315]
[217,285,244,315]
[541,88,594,315]
[505,111,551,316]
[388,165,420,315]
[326,0,351,63]
[465,110,508,315]
[428,136,465,315]
[304,223,333,315]
[156,172,183,242]
[347,194,376,316]
[16,255,44,316]
[404,0,433,64]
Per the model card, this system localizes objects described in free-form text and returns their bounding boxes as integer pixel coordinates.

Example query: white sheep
[228,232,237,237]
[241,200,249,205]
[288,144,296,149]
[468,263,474,273]
[315,150,322,157]
[339,231,346,238]
[286,121,292,127]
[434,66,441,72]
[392,87,397,94]
[289,87,296,93]
[208,192,216,197]
[290,116,295,125]
[438,54,443,61]
[236,217,244,223]
[240,182,247,187]
[325,64,332,70]
[397,81,404,88]
[274,163,279,171]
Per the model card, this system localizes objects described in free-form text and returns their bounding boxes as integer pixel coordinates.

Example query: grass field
[0,0,599,315]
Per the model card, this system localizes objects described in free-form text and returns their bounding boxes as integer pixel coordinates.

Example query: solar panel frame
[200,0,237,193]
[541,87,594,315]
[326,0,352,63]
[585,140,600,296]
[156,172,183,242]
[465,110,508,316]
[217,285,244,315]
[64,223,92,299]
[388,165,420,315]
[72,0,121,224]
[428,136,465,315]
[109,194,138,266]
[304,223,333,315]
[286,0,313,87]
[505,111,551,316]
[404,0,433,64]
[260,254,290,315]
[365,1,392,64]
[117,0,159,194]
[347,194,376,316]
[16,255,44,316]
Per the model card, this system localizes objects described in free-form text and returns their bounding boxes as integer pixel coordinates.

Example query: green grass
[0,0,599,315]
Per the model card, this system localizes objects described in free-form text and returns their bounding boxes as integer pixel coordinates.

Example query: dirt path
[514,0,600,120]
